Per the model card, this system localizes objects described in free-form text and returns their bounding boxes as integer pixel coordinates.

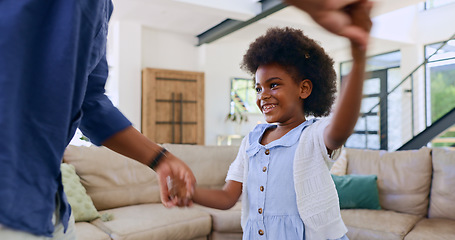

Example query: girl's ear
[299,79,312,99]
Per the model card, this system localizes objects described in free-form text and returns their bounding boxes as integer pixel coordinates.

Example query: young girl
[192,3,372,239]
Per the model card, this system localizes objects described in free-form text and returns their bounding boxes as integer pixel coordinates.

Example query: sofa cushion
[331,174,381,210]
[96,203,211,240]
[429,148,455,220]
[404,218,455,240]
[162,144,239,189]
[341,209,423,240]
[63,145,161,210]
[61,163,100,222]
[330,148,348,176]
[194,202,242,233]
[75,222,111,240]
[345,147,432,216]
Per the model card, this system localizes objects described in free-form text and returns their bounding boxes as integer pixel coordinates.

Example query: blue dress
[243,120,349,240]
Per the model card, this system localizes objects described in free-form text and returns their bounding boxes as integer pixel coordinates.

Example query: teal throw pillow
[331,174,381,210]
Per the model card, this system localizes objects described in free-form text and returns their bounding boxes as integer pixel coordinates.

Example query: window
[425,39,455,148]
[229,77,260,115]
[425,39,455,123]
[341,51,402,150]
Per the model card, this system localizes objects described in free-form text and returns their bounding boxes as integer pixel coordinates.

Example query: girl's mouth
[262,104,276,114]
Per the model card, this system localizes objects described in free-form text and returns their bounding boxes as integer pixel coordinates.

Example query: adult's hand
[154,151,196,208]
[284,0,371,49]
[101,126,196,208]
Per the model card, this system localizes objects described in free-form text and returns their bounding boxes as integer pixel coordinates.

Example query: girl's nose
[260,92,271,100]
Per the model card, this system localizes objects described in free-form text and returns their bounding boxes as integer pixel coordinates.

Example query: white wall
[109,3,455,145]
[139,28,263,145]
[141,28,201,71]
[202,37,266,144]
[107,21,142,131]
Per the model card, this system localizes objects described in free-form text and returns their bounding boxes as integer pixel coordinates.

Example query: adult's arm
[102,126,196,208]
[79,54,195,207]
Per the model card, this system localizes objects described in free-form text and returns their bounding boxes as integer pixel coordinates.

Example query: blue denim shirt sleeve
[0,0,131,236]
[79,52,131,146]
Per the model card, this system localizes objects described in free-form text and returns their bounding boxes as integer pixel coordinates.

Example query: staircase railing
[347,32,455,151]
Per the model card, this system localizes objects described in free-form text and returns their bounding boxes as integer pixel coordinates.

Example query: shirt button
[258,208,263,214]
[258,229,264,235]
[262,166,267,172]
[265,149,270,155]
[260,186,264,191]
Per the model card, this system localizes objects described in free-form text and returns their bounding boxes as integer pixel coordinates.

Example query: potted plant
[225,111,248,124]
[225,111,248,134]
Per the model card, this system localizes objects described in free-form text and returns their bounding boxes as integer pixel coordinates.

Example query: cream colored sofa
[63,144,242,240]
[63,144,455,240]
[332,147,455,240]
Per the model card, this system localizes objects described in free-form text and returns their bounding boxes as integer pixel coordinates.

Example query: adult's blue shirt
[0,0,131,236]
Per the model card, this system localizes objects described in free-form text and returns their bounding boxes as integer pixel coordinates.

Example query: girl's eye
[270,83,278,88]
[255,87,262,93]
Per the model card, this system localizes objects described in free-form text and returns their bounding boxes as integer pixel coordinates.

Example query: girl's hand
[345,0,373,54]
[166,176,194,207]
[154,152,196,208]
[285,0,372,49]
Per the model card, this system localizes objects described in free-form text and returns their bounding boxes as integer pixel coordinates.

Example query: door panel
[142,68,204,145]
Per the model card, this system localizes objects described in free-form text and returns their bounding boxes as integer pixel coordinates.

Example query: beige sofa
[332,147,455,240]
[63,143,242,240]
[63,144,455,240]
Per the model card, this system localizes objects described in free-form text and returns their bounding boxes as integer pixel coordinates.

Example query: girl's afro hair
[241,27,337,117]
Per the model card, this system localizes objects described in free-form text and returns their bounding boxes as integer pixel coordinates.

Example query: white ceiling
[110,0,428,49]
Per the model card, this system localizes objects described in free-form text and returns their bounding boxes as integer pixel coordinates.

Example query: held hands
[284,0,372,49]
[153,152,196,207]
[100,127,195,207]
[166,176,193,207]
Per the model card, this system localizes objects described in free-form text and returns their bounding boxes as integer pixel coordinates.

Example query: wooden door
[142,68,204,145]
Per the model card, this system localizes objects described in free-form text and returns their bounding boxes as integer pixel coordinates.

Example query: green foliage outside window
[427,37,455,148]
[430,65,455,123]
[430,67,455,148]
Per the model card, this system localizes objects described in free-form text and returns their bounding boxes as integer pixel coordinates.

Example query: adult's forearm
[101,126,162,166]
[102,126,197,208]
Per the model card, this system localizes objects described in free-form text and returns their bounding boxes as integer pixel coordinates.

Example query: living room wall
[107,3,455,146]
[140,28,266,145]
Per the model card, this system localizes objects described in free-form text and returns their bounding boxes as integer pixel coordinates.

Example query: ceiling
[110,0,428,49]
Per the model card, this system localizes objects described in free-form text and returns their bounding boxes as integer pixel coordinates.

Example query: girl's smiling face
[255,63,312,127]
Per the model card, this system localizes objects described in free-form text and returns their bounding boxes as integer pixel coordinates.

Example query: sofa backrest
[63,144,240,210]
[63,145,161,210]
[162,144,239,189]
[429,148,455,221]
[345,147,432,216]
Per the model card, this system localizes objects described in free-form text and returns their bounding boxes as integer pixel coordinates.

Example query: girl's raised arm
[324,1,372,151]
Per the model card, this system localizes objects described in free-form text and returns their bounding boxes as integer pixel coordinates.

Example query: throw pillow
[63,145,161,210]
[61,163,100,222]
[331,174,381,210]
